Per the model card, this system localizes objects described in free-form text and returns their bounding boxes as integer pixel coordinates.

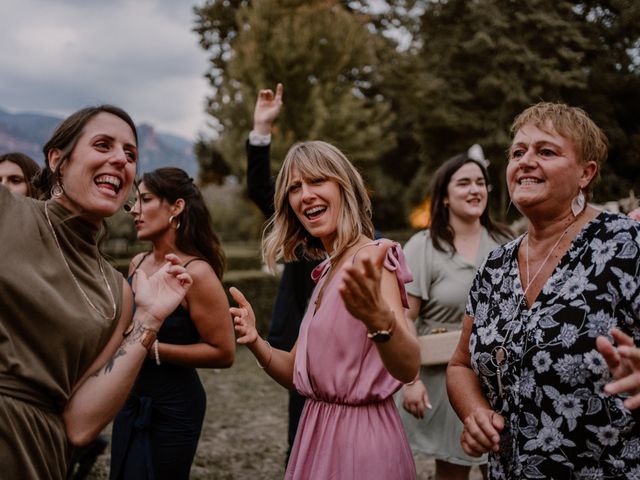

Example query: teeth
[95,175,121,189]
[305,206,325,215]
[519,178,540,185]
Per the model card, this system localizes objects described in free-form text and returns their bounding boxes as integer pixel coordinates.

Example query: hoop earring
[571,190,586,217]
[169,215,181,230]
[51,182,64,199]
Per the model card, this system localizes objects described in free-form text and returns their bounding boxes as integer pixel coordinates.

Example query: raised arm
[339,242,420,383]
[247,83,283,217]
[63,254,192,447]
[597,328,640,409]
[447,314,503,456]
[230,286,296,389]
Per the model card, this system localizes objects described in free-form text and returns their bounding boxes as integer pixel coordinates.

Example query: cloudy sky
[0,0,214,141]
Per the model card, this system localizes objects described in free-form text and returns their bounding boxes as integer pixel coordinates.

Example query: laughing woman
[0,106,192,479]
[230,141,420,479]
[110,167,235,480]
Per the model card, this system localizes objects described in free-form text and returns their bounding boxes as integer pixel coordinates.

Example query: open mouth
[95,174,122,194]
[518,178,542,186]
[304,205,327,220]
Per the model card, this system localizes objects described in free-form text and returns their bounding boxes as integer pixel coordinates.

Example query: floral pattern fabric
[466,212,640,479]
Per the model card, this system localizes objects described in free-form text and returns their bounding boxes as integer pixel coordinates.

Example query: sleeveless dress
[397,228,500,466]
[0,188,123,479]
[285,241,417,480]
[110,255,206,480]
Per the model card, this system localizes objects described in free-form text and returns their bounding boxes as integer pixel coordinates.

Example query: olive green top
[0,186,123,479]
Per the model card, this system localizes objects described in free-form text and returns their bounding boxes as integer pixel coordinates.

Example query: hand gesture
[132,253,192,327]
[253,83,283,134]
[229,287,259,345]
[461,408,504,457]
[339,242,390,331]
[597,328,640,409]
[402,380,432,419]
[629,208,640,221]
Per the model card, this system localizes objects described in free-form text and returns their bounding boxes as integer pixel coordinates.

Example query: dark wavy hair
[34,105,138,200]
[430,154,512,253]
[140,167,225,279]
[0,152,41,197]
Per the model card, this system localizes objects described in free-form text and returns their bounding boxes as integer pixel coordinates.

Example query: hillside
[0,107,198,177]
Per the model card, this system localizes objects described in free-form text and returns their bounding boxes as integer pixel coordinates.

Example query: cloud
[0,0,212,140]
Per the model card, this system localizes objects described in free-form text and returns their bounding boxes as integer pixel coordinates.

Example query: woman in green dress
[0,105,192,479]
[398,152,511,480]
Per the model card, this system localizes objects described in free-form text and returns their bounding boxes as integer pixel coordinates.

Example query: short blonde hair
[262,141,374,271]
[511,102,608,197]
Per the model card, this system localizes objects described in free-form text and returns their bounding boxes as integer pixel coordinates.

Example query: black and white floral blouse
[466,211,640,479]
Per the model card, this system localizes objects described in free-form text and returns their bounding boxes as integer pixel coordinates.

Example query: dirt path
[88,346,482,479]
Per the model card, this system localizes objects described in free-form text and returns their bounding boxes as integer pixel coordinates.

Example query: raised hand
[132,253,192,327]
[461,408,504,457]
[402,380,432,419]
[229,287,259,345]
[253,83,283,135]
[597,328,640,409]
[339,242,390,331]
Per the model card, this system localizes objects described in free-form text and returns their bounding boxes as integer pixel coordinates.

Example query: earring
[571,190,586,217]
[50,182,64,199]
[169,215,181,230]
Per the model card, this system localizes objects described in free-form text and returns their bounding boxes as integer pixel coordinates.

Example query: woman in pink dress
[230,140,420,479]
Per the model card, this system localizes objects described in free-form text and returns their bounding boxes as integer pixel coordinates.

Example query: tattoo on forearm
[92,321,147,377]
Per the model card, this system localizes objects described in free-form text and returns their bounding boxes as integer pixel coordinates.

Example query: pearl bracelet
[153,339,161,366]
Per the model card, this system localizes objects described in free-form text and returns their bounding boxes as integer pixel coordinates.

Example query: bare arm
[230,287,296,389]
[447,314,503,456]
[340,243,420,383]
[63,255,192,447]
[155,261,235,369]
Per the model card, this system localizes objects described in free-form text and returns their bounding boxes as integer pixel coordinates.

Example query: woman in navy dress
[110,167,236,480]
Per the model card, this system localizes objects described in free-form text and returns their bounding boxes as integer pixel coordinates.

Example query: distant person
[447,102,640,478]
[0,105,192,479]
[231,140,420,479]
[398,151,511,480]
[110,167,235,480]
[0,151,40,196]
[246,83,318,457]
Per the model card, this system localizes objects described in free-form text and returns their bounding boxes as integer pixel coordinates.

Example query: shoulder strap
[133,252,151,272]
[183,257,207,268]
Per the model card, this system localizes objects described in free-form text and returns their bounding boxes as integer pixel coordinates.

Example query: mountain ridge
[0,107,198,177]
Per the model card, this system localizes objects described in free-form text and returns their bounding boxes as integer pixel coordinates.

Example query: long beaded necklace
[492,219,576,398]
[44,201,117,322]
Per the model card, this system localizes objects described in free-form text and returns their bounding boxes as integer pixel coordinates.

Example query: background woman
[0,151,40,196]
[0,106,191,479]
[110,167,235,480]
[447,102,640,478]
[230,140,420,479]
[398,152,511,479]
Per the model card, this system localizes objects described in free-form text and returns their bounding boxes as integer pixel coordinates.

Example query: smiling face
[0,161,29,196]
[507,122,596,219]
[445,161,488,223]
[287,165,342,251]
[50,112,137,226]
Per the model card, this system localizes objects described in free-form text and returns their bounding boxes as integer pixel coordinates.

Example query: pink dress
[286,241,417,480]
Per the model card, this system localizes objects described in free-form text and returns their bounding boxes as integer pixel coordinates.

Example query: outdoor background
[2,1,640,479]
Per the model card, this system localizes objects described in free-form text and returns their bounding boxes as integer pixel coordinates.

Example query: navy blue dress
[110,257,206,480]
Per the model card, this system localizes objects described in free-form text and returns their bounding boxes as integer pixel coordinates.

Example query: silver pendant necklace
[492,220,575,398]
[44,201,117,322]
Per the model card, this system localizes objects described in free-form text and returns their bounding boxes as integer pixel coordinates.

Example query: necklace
[44,202,117,322]
[492,220,575,398]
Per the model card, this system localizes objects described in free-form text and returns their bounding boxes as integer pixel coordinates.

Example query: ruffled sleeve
[381,240,413,308]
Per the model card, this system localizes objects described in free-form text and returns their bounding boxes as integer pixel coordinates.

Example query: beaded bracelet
[256,340,273,370]
[153,339,161,366]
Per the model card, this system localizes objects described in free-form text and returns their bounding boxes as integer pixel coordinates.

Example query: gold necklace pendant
[44,202,117,322]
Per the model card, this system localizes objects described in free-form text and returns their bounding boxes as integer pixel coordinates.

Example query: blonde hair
[263,141,374,271]
[511,102,608,197]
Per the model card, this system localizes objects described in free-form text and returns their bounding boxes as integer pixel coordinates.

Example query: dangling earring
[169,215,181,230]
[571,190,586,217]
[50,182,64,199]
